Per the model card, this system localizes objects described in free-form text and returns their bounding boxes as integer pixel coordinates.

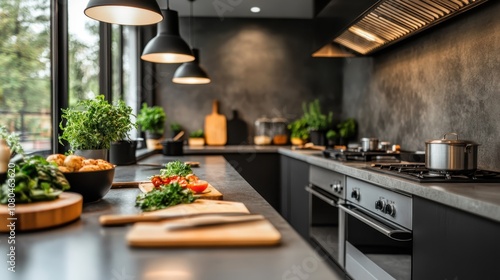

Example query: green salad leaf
[159,161,193,177]
[135,182,195,212]
[0,155,70,204]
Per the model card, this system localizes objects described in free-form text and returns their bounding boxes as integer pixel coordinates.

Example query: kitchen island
[0,155,343,280]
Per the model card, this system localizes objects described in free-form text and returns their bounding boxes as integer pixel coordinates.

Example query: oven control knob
[333,183,343,193]
[375,199,386,211]
[384,204,396,217]
[351,189,360,201]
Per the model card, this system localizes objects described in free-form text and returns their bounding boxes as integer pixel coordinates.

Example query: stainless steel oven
[306,165,346,268]
[341,177,413,280]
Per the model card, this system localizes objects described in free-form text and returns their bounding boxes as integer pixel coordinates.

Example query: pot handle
[442,132,459,140]
[465,144,473,153]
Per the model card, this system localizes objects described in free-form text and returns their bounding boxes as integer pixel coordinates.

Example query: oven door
[305,184,344,268]
[339,203,412,280]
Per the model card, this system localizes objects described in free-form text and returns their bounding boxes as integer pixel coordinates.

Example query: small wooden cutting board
[204,100,227,146]
[0,192,82,232]
[138,182,223,200]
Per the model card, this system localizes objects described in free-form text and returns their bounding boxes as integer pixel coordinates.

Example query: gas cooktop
[322,149,400,162]
[368,163,500,183]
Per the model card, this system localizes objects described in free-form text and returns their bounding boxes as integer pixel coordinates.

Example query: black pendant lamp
[172,0,210,84]
[141,2,194,64]
[84,0,163,26]
[173,48,211,84]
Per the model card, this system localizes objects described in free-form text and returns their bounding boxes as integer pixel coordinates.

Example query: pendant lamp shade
[141,9,195,64]
[172,49,211,84]
[84,0,163,26]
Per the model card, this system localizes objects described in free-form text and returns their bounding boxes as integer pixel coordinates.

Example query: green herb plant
[170,122,182,133]
[59,95,136,151]
[287,118,310,141]
[159,161,193,177]
[0,155,70,204]
[136,103,166,134]
[189,129,204,138]
[135,182,196,211]
[337,118,357,139]
[326,129,338,141]
[302,99,333,131]
[0,125,24,156]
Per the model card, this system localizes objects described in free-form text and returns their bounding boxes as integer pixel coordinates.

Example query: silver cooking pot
[425,133,480,172]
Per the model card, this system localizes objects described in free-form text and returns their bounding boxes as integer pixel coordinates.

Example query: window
[0,0,51,153]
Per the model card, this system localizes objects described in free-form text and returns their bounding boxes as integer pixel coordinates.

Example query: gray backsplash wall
[342,2,500,170]
[153,18,343,142]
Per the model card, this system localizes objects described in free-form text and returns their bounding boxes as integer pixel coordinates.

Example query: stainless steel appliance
[341,177,413,280]
[369,163,500,183]
[306,165,346,268]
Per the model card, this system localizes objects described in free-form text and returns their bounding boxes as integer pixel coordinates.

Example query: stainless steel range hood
[313,0,489,56]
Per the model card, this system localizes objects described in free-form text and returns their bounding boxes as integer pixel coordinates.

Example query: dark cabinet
[224,153,280,210]
[413,197,500,279]
[280,155,310,239]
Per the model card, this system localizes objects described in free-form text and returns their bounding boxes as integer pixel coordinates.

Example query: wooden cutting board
[0,192,82,232]
[138,182,223,200]
[226,110,248,145]
[126,216,281,247]
[204,100,227,146]
[143,199,249,216]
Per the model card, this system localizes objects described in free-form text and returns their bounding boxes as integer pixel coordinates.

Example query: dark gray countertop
[279,148,500,223]
[1,155,343,280]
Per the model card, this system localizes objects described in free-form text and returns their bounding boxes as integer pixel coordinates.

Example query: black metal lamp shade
[172,49,211,84]
[84,0,163,26]
[141,9,194,64]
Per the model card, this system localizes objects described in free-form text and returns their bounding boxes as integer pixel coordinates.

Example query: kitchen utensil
[172,131,184,141]
[425,133,479,171]
[101,199,249,226]
[161,140,183,156]
[164,214,264,231]
[138,182,223,200]
[226,110,248,145]
[100,212,250,226]
[204,100,227,145]
[0,192,82,232]
[378,141,391,151]
[361,138,379,152]
[126,217,281,247]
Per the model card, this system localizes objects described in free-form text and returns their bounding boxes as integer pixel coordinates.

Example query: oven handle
[305,185,338,207]
[338,204,412,242]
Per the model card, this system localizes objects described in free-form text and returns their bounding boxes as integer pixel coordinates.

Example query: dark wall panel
[341,2,500,171]
[152,18,343,142]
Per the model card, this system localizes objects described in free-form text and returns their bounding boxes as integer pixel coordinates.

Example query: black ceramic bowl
[161,140,183,156]
[63,168,115,203]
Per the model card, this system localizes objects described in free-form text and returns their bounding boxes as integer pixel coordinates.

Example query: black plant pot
[110,140,137,165]
[309,130,327,146]
[162,140,183,156]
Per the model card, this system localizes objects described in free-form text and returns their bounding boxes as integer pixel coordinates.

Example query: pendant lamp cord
[189,0,194,47]
[166,0,170,9]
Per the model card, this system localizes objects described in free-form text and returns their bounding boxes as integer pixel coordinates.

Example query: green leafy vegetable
[160,161,193,177]
[0,155,70,204]
[135,182,195,211]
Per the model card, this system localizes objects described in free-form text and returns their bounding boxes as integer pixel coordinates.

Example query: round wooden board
[0,192,83,232]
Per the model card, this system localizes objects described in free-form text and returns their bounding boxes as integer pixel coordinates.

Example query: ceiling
[163,0,315,19]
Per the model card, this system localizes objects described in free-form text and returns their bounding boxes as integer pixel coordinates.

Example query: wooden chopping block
[204,100,227,146]
[0,192,82,232]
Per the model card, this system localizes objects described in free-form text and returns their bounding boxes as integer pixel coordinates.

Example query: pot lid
[425,133,479,145]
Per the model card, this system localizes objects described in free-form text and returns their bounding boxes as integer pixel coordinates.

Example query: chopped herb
[135,182,195,212]
[160,161,192,177]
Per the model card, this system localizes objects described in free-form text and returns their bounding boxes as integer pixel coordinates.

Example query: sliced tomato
[187,180,209,193]
[151,176,163,188]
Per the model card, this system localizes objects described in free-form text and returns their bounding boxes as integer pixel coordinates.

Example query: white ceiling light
[250,7,261,13]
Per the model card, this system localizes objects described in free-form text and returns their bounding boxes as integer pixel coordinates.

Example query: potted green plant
[287,118,309,146]
[337,118,357,145]
[59,95,135,160]
[0,126,24,183]
[188,129,205,146]
[170,122,183,139]
[136,103,166,150]
[326,129,339,147]
[302,99,333,146]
